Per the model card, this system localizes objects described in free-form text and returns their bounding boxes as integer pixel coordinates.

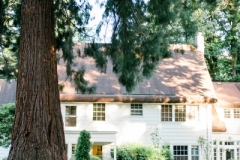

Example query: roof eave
[60,94,217,104]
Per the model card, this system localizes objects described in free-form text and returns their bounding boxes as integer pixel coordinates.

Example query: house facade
[57,41,216,160]
[1,37,238,160]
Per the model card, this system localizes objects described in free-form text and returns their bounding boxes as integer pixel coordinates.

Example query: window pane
[224,109,231,118]
[161,105,172,121]
[234,109,240,118]
[65,117,76,127]
[131,104,143,116]
[66,106,76,115]
[93,103,105,121]
[175,105,186,121]
[191,146,199,160]
[72,144,76,155]
[174,145,188,160]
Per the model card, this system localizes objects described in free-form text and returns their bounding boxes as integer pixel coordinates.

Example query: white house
[1,34,238,160]
[56,39,216,160]
[212,82,240,160]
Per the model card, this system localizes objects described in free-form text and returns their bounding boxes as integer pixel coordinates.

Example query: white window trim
[65,106,77,127]
[160,105,197,122]
[130,103,143,116]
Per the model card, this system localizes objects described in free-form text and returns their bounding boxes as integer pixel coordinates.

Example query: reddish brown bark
[8,0,67,159]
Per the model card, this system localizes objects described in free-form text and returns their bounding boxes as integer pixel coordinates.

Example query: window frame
[65,106,77,127]
[237,148,240,160]
[175,105,186,122]
[72,144,76,155]
[161,105,173,122]
[234,108,240,118]
[224,109,231,118]
[130,104,143,116]
[93,103,105,121]
[161,105,189,122]
[191,146,199,160]
[173,145,188,160]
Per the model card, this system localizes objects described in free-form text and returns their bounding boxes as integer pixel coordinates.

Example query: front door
[92,145,102,159]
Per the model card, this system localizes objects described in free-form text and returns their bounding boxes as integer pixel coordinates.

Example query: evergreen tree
[75,130,91,160]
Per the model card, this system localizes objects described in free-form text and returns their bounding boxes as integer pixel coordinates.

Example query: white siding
[0,147,9,160]
[62,103,212,156]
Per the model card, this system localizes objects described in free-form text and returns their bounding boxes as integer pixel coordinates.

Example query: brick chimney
[195,32,204,53]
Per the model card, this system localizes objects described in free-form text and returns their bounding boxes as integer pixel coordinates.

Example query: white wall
[0,147,9,160]
[62,102,212,160]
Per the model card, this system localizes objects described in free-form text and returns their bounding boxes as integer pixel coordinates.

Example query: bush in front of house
[90,155,101,160]
[75,130,91,160]
[110,143,173,160]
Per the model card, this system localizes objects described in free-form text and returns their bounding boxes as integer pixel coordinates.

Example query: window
[72,144,76,155]
[234,109,240,118]
[191,146,199,160]
[161,105,172,121]
[65,106,77,126]
[65,144,68,157]
[237,141,240,145]
[93,103,105,121]
[161,105,187,122]
[224,109,231,118]
[213,148,217,160]
[237,148,240,160]
[131,104,143,115]
[219,141,223,145]
[173,146,188,160]
[219,148,223,160]
[175,105,186,121]
[225,141,234,145]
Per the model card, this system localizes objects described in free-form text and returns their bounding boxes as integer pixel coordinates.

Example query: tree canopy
[0,0,222,93]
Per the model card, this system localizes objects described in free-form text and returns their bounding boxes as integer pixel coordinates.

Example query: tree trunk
[8,0,67,159]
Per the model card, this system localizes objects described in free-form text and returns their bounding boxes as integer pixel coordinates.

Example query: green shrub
[90,155,101,160]
[0,103,15,148]
[75,130,91,160]
[110,143,173,160]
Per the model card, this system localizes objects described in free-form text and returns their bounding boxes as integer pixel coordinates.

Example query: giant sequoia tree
[0,0,217,159]
[8,0,67,159]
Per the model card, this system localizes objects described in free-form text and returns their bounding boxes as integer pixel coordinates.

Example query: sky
[86,0,112,43]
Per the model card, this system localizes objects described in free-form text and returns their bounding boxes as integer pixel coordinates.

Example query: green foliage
[197,136,213,160]
[90,156,101,160]
[150,127,160,148]
[0,103,15,148]
[0,0,222,93]
[75,130,92,160]
[193,0,240,82]
[110,143,173,160]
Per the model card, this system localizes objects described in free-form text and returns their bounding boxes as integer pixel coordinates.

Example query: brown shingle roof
[213,82,240,108]
[59,44,216,103]
[0,44,217,104]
